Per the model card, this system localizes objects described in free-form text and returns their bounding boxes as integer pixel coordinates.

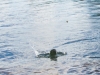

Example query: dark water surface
[0,0,100,75]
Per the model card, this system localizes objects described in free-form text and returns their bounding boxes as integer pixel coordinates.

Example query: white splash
[31,45,40,56]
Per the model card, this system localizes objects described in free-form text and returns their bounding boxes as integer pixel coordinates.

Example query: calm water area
[0,0,100,75]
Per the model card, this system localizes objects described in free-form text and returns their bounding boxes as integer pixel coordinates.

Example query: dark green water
[0,0,100,75]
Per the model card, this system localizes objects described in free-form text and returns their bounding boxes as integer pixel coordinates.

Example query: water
[0,0,100,75]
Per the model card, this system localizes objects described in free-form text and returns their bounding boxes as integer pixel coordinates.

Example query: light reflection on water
[0,0,100,75]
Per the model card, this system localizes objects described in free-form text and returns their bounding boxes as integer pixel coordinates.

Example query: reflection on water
[0,0,100,75]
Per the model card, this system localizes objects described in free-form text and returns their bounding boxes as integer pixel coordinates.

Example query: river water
[0,0,100,75]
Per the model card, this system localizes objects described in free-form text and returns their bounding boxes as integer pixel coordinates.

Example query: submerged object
[50,49,57,61]
[32,47,67,61]
[50,49,56,57]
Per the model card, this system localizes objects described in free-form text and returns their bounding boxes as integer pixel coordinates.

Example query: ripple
[0,20,4,22]
[67,68,78,73]
[0,50,14,59]
[0,24,14,28]
[54,38,96,48]
[91,13,100,17]
[0,71,11,75]
[83,51,100,58]
[0,33,16,38]
[0,45,13,48]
